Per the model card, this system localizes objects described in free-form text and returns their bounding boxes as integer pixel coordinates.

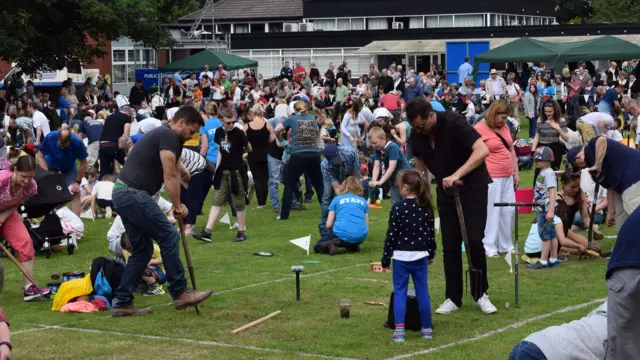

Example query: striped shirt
[182,148,207,176]
[536,119,568,145]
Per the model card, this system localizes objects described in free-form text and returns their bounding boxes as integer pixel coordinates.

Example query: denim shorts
[536,212,557,241]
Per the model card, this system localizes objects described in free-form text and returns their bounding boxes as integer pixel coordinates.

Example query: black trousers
[280,152,324,220]
[438,185,489,306]
[248,159,269,207]
[99,144,126,179]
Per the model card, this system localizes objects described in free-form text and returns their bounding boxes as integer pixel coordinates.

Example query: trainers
[233,231,247,242]
[526,261,549,270]
[142,283,166,296]
[230,222,246,230]
[292,203,307,211]
[24,284,51,302]
[192,229,212,242]
[486,252,499,258]
[392,331,405,343]
[435,299,460,314]
[556,256,568,262]
[421,328,433,339]
[255,205,266,210]
[173,288,214,310]
[112,304,153,317]
[548,261,560,269]
[105,207,113,219]
[476,293,497,314]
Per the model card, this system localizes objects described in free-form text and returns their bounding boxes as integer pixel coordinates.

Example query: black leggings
[248,160,268,206]
[280,152,324,220]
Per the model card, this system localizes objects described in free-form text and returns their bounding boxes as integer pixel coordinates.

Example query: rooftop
[180,0,303,22]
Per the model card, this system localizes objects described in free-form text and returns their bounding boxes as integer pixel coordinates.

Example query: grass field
[3,120,615,360]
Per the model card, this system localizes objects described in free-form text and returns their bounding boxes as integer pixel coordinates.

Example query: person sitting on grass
[381,168,436,343]
[314,176,369,255]
[120,233,166,296]
[528,146,560,270]
[368,126,409,206]
[80,167,98,212]
[194,107,252,243]
[360,164,371,204]
[91,174,115,219]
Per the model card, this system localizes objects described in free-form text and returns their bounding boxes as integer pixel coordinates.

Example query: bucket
[515,188,534,214]
[62,271,85,283]
[47,282,62,295]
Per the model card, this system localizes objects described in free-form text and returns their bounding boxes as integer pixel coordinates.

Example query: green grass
[4,118,615,359]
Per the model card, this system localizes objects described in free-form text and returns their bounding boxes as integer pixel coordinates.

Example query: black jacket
[129,86,149,106]
[379,75,394,94]
[381,198,436,268]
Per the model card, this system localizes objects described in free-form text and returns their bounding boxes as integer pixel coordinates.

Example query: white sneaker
[435,299,459,314]
[105,207,113,219]
[476,293,497,314]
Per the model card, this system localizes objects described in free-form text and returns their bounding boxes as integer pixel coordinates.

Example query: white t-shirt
[115,94,129,109]
[166,107,179,121]
[137,108,151,119]
[130,120,141,135]
[139,118,162,134]
[373,107,392,120]
[319,128,329,149]
[580,169,608,214]
[80,177,96,197]
[183,79,197,97]
[465,103,476,117]
[92,181,115,200]
[358,107,375,124]
[579,112,615,136]
[199,71,214,81]
[275,104,289,119]
[32,110,51,137]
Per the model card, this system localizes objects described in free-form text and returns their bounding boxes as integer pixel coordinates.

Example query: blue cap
[566,145,584,168]
[322,144,342,167]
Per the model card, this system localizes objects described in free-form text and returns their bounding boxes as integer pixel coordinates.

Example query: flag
[219,212,231,225]
[434,217,440,233]
[290,235,311,255]
[505,249,513,273]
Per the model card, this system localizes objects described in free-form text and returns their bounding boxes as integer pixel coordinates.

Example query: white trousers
[483,176,515,254]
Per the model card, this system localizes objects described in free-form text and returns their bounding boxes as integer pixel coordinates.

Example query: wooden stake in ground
[232,311,281,335]
[0,242,46,300]
[177,216,201,315]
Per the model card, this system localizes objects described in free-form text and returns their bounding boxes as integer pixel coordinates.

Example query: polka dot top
[381,198,436,268]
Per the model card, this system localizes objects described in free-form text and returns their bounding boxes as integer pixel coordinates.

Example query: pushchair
[19,167,77,258]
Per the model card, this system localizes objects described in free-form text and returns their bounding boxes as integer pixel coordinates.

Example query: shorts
[96,199,113,209]
[212,170,246,211]
[536,212,557,241]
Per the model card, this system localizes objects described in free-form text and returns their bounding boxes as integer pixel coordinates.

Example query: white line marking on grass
[36,324,363,360]
[344,277,392,284]
[12,327,48,335]
[384,298,606,360]
[214,263,369,295]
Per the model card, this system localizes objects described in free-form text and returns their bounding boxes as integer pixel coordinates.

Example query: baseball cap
[490,69,497,74]
[534,146,554,162]
[23,143,36,157]
[322,144,342,167]
[566,145,584,168]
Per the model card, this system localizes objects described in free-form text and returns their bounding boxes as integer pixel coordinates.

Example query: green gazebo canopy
[159,50,257,72]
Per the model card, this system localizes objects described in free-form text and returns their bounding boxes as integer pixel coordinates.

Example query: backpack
[384,289,422,331]
[90,257,125,292]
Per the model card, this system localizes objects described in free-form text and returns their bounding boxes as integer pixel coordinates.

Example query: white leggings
[483,176,515,254]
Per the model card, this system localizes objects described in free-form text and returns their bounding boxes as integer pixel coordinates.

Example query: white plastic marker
[505,249,513,273]
[434,217,440,233]
[290,235,311,255]
[605,236,617,239]
[219,212,231,225]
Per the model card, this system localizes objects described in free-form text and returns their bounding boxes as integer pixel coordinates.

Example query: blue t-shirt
[329,193,369,243]
[130,134,144,144]
[200,117,223,163]
[373,142,409,188]
[80,120,104,143]
[607,206,640,279]
[430,99,446,112]
[39,131,88,172]
[599,88,618,115]
[584,137,640,194]
[283,114,319,155]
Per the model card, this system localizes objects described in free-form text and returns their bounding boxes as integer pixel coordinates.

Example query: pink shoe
[24,284,51,302]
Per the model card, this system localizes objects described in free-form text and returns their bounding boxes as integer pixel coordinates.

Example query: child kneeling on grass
[120,233,166,296]
[528,146,560,270]
[381,168,436,343]
[91,174,115,219]
[314,176,369,255]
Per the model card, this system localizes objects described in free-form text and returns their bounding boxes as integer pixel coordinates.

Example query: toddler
[91,174,115,219]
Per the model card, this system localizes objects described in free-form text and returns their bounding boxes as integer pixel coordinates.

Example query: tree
[590,0,640,23]
[554,0,593,24]
[0,0,198,73]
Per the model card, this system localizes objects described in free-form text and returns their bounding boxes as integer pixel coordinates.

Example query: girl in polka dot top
[381,168,436,343]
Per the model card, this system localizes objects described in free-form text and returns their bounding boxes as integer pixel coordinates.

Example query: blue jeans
[527,117,537,139]
[536,211,557,241]
[111,187,187,307]
[51,165,79,186]
[392,258,432,329]
[267,155,283,208]
[319,175,336,238]
[509,341,547,360]
[573,211,603,227]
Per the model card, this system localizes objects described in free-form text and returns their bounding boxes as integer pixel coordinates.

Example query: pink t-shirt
[0,170,37,212]
[474,122,514,179]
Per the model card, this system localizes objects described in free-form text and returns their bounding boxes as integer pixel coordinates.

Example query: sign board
[135,69,203,90]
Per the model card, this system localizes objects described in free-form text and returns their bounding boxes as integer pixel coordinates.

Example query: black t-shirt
[119,126,182,195]
[411,111,491,201]
[100,111,131,142]
[214,127,248,170]
[268,139,284,160]
[73,110,92,120]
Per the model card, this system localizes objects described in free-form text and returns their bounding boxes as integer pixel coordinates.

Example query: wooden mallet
[232,311,281,335]
[177,215,200,315]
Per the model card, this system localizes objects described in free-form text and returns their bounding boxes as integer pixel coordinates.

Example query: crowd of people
[0,56,638,358]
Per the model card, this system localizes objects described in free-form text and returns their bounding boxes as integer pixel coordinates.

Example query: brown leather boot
[173,288,214,310]
[328,238,341,256]
[112,304,152,317]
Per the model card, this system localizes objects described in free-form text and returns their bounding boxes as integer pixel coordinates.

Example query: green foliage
[0,0,198,72]
[554,0,592,24]
[590,0,640,23]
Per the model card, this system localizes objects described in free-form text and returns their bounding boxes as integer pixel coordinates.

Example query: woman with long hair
[356,77,368,97]
[523,81,542,140]
[0,156,52,300]
[390,119,412,160]
[244,104,275,208]
[475,100,519,257]
[340,98,362,148]
[211,78,224,104]
[531,99,569,186]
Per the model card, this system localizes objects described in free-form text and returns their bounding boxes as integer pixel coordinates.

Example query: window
[426,16,438,28]
[409,17,424,29]
[312,19,336,31]
[127,50,135,62]
[337,19,350,30]
[234,24,249,33]
[268,22,283,33]
[251,23,265,33]
[113,50,125,62]
[127,65,136,83]
[439,15,453,28]
[113,64,127,83]
[368,18,388,30]
[218,24,231,34]
[351,18,365,30]
[533,17,540,25]
[454,15,483,27]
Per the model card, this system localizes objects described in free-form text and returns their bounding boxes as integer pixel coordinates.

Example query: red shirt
[293,66,306,83]
[379,94,401,111]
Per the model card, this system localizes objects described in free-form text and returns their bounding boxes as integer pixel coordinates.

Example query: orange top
[474,121,514,178]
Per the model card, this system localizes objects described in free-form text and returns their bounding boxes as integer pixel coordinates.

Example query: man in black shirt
[406,98,497,315]
[280,61,293,81]
[129,80,149,108]
[98,106,133,178]
[111,106,212,317]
